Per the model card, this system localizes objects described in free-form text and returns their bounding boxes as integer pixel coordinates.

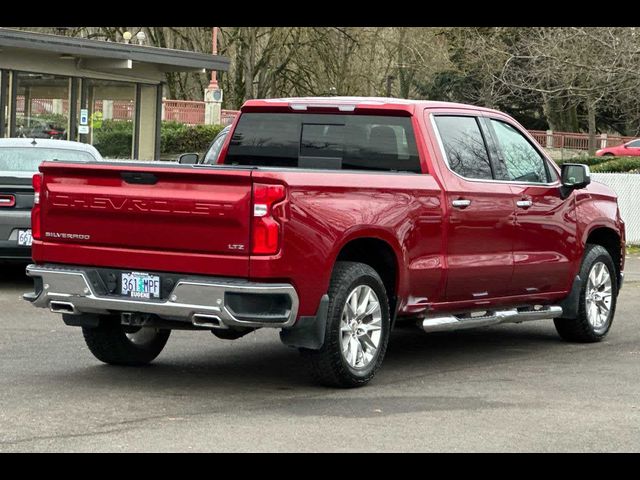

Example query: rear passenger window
[433,116,493,180]
[225,113,421,173]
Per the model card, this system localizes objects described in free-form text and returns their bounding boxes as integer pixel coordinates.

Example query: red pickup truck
[24,97,626,387]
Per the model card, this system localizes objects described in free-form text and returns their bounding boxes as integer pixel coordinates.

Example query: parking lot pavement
[0,262,639,453]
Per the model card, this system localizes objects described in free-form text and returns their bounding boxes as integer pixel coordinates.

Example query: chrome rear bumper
[24,264,299,329]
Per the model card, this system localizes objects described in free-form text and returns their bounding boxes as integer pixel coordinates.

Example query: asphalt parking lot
[0,261,639,452]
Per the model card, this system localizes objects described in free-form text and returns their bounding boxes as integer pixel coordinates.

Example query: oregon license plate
[121,272,161,299]
[17,229,32,246]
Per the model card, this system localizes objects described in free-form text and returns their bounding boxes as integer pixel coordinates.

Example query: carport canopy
[0,28,230,160]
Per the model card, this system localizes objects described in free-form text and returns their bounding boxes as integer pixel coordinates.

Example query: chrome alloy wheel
[340,285,383,369]
[585,261,613,333]
[125,327,161,346]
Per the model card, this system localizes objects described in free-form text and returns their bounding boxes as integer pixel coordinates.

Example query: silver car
[0,138,102,262]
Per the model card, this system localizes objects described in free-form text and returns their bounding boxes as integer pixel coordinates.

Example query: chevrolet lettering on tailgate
[50,194,234,217]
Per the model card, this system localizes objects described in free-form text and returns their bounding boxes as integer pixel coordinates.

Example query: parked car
[177,125,231,165]
[596,139,640,157]
[15,117,66,140]
[25,97,625,387]
[0,138,102,262]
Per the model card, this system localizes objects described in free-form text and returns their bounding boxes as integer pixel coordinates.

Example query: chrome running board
[420,306,563,333]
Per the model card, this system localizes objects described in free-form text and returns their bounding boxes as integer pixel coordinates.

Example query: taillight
[32,173,42,240]
[0,194,15,208]
[251,183,286,255]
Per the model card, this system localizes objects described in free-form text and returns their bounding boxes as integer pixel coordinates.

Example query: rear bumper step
[420,306,563,333]
[24,264,299,329]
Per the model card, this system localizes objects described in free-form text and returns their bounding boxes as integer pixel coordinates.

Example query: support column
[155,86,163,160]
[52,99,63,115]
[0,70,7,138]
[87,85,95,146]
[600,133,608,149]
[79,79,89,144]
[136,84,160,161]
[68,77,78,141]
[133,84,141,159]
[204,26,223,126]
[24,87,32,125]
[204,88,222,125]
[546,130,554,149]
[103,100,113,120]
[8,71,17,138]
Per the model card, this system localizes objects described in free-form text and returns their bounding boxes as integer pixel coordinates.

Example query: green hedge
[92,120,133,158]
[160,122,225,154]
[555,156,613,166]
[556,156,640,173]
[590,157,640,173]
[92,120,225,159]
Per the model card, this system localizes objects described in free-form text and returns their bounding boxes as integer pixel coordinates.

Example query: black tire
[82,317,171,366]
[602,153,615,157]
[300,261,391,388]
[554,244,618,342]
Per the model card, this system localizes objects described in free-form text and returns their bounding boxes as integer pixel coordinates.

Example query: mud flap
[279,295,329,350]
[558,274,582,319]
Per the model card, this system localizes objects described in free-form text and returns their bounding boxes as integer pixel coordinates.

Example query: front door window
[489,119,549,184]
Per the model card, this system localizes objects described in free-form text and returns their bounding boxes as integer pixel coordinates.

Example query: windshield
[0,147,96,173]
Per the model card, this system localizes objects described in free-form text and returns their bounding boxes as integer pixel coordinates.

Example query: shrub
[92,121,225,158]
[161,123,224,154]
[29,113,69,128]
[590,157,640,173]
[98,119,134,133]
[554,156,640,173]
[93,120,133,158]
[555,156,613,166]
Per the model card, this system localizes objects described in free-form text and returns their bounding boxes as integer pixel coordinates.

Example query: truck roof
[242,96,503,116]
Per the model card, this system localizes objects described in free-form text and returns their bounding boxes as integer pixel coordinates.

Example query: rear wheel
[554,244,617,342]
[300,262,390,388]
[82,317,171,366]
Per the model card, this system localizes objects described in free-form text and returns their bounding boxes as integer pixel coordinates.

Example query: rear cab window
[224,113,422,173]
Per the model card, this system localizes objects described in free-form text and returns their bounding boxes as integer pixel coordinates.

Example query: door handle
[516,200,533,208]
[452,199,471,209]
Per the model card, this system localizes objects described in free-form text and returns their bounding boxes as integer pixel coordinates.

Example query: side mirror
[178,153,199,165]
[560,163,591,198]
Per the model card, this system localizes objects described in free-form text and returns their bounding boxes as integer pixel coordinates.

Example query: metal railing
[220,109,239,126]
[529,130,637,152]
[162,99,205,125]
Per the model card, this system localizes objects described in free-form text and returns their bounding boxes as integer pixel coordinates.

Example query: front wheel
[300,261,391,388]
[82,317,171,366]
[554,244,618,342]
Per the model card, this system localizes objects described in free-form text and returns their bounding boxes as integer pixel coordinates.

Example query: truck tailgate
[34,162,253,276]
